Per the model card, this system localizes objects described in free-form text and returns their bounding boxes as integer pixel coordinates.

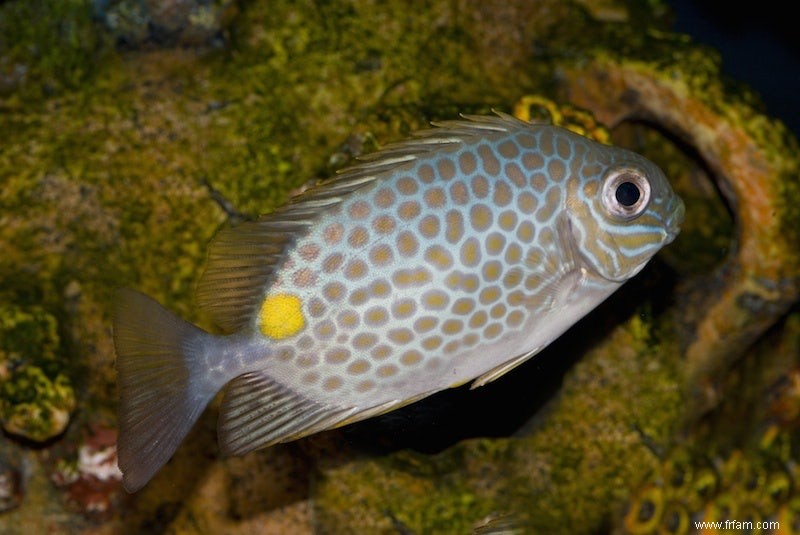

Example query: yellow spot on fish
[259,294,305,340]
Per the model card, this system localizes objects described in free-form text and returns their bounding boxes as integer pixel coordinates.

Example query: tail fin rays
[113,288,220,493]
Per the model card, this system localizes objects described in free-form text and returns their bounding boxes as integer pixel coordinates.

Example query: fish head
[566,146,684,283]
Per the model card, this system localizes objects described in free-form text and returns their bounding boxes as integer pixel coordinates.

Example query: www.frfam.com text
[694,519,779,531]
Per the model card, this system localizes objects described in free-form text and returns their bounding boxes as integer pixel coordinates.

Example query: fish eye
[602,168,651,220]
[615,181,640,206]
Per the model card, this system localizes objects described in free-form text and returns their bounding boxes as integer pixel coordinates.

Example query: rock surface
[1,0,798,533]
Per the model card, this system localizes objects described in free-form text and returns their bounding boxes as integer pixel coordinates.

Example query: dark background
[669,0,799,137]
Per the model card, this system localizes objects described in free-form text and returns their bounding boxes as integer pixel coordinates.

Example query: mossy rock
[0,305,75,442]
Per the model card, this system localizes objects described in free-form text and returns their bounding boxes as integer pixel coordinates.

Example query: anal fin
[217,372,355,456]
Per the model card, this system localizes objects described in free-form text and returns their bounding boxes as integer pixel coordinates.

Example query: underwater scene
[1,0,798,533]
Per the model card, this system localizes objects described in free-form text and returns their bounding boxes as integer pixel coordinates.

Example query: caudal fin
[113,288,220,493]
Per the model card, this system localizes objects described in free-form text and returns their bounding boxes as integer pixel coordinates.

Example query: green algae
[315,442,510,533]
[0,0,111,97]
[0,305,75,442]
[771,130,800,270]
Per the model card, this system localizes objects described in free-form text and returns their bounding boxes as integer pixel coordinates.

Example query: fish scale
[268,139,580,399]
[113,112,684,492]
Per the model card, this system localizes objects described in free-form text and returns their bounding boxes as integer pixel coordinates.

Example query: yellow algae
[259,294,306,340]
[513,95,612,145]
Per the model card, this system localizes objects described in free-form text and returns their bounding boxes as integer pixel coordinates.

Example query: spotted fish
[113,112,684,492]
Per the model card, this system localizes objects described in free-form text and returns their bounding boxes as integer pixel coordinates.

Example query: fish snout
[665,196,685,243]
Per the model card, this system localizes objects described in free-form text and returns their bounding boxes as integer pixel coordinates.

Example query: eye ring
[601,168,651,220]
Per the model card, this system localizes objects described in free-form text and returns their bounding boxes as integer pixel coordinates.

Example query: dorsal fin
[196,216,310,332]
[196,112,529,332]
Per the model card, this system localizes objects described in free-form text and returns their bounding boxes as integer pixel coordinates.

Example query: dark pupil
[615,181,641,207]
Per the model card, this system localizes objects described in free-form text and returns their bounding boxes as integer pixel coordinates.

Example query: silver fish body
[113,113,684,491]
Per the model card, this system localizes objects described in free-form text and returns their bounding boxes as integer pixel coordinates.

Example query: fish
[113,112,684,492]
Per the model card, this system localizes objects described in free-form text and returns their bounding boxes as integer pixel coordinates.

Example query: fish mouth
[664,197,685,244]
